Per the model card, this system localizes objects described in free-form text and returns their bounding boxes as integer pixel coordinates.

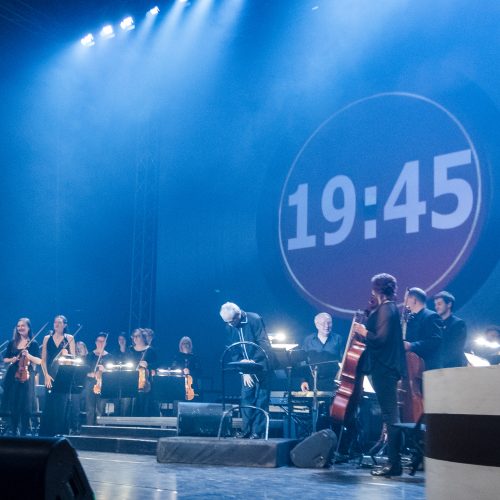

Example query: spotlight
[100,24,115,39]
[80,33,95,47]
[120,16,135,31]
[148,6,160,16]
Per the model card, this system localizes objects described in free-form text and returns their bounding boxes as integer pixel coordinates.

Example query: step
[66,435,158,455]
[81,425,176,439]
[97,416,177,428]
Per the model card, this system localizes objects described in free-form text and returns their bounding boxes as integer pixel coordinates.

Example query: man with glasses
[220,302,273,439]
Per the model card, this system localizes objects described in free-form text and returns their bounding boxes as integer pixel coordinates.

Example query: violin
[14,322,48,383]
[92,333,109,395]
[184,360,195,400]
[136,348,151,392]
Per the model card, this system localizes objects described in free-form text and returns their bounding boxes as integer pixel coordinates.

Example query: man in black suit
[220,302,273,439]
[404,287,443,370]
[433,291,467,368]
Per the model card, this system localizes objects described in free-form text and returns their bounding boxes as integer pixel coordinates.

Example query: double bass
[399,298,425,422]
[330,310,366,423]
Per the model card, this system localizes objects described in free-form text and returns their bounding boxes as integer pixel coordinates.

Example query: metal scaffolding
[128,121,160,332]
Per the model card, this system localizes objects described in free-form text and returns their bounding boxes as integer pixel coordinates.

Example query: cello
[330,310,366,423]
[399,295,425,422]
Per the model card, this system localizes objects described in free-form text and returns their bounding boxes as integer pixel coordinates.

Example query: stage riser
[96,416,284,437]
[67,436,158,455]
[81,425,176,439]
[157,437,298,467]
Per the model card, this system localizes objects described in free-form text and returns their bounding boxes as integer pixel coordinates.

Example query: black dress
[364,301,405,467]
[172,352,202,393]
[39,334,72,436]
[2,340,40,435]
[128,346,157,416]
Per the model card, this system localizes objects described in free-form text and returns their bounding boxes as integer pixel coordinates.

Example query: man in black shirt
[301,312,342,392]
[405,288,443,370]
[220,302,273,439]
[433,291,467,368]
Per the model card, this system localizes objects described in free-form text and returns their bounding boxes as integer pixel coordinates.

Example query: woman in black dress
[39,315,75,436]
[129,329,157,416]
[2,318,41,435]
[353,273,405,477]
[172,336,202,396]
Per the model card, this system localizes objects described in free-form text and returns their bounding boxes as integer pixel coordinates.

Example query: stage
[78,450,425,500]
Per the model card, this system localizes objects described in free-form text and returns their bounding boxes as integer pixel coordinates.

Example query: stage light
[106,362,114,369]
[268,331,287,343]
[80,33,95,47]
[148,6,160,16]
[120,16,135,31]
[475,336,500,349]
[100,24,115,39]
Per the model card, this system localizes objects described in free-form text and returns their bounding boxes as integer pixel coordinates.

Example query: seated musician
[172,336,202,397]
[300,312,342,392]
[85,333,113,425]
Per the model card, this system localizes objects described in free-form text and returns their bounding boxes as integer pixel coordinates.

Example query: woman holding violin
[353,273,405,477]
[129,328,157,416]
[2,318,41,436]
[39,315,76,436]
[85,333,112,425]
[172,336,202,400]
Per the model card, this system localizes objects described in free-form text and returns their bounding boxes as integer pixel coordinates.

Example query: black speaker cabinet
[177,402,232,437]
[290,428,338,468]
[0,436,93,499]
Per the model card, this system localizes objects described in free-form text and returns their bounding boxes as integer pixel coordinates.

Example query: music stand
[51,361,87,434]
[272,346,307,438]
[51,364,87,395]
[153,372,186,403]
[305,352,339,433]
[101,369,137,399]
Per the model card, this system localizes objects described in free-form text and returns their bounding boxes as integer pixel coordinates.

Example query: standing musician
[300,312,342,392]
[114,333,131,363]
[433,291,468,368]
[144,328,155,346]
[129,328,157,416]
[39,315,76,436]
[353,273,405,477]
[404,288,443,370]
[85,333,112,425]
[2,318,41,436]
[220,302,273,440]
[172,336,202,398]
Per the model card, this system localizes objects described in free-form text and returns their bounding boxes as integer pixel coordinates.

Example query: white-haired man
[220,302,273,439]
[300,312,342,392]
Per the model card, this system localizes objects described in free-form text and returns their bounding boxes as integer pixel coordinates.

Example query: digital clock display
[278,93,484,316]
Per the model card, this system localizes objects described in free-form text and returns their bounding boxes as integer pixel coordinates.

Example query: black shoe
[371,465,402,477]
[234,431,250,439]
[249,433,262,439]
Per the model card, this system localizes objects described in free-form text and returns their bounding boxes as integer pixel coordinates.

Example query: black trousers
[39,390,69,436]
[240,375,270,437]
[371,372,401,466]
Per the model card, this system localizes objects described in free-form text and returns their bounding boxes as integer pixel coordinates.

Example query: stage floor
[78,451,426,499]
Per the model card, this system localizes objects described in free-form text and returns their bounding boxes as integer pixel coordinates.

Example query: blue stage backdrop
[0,0,498,385]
